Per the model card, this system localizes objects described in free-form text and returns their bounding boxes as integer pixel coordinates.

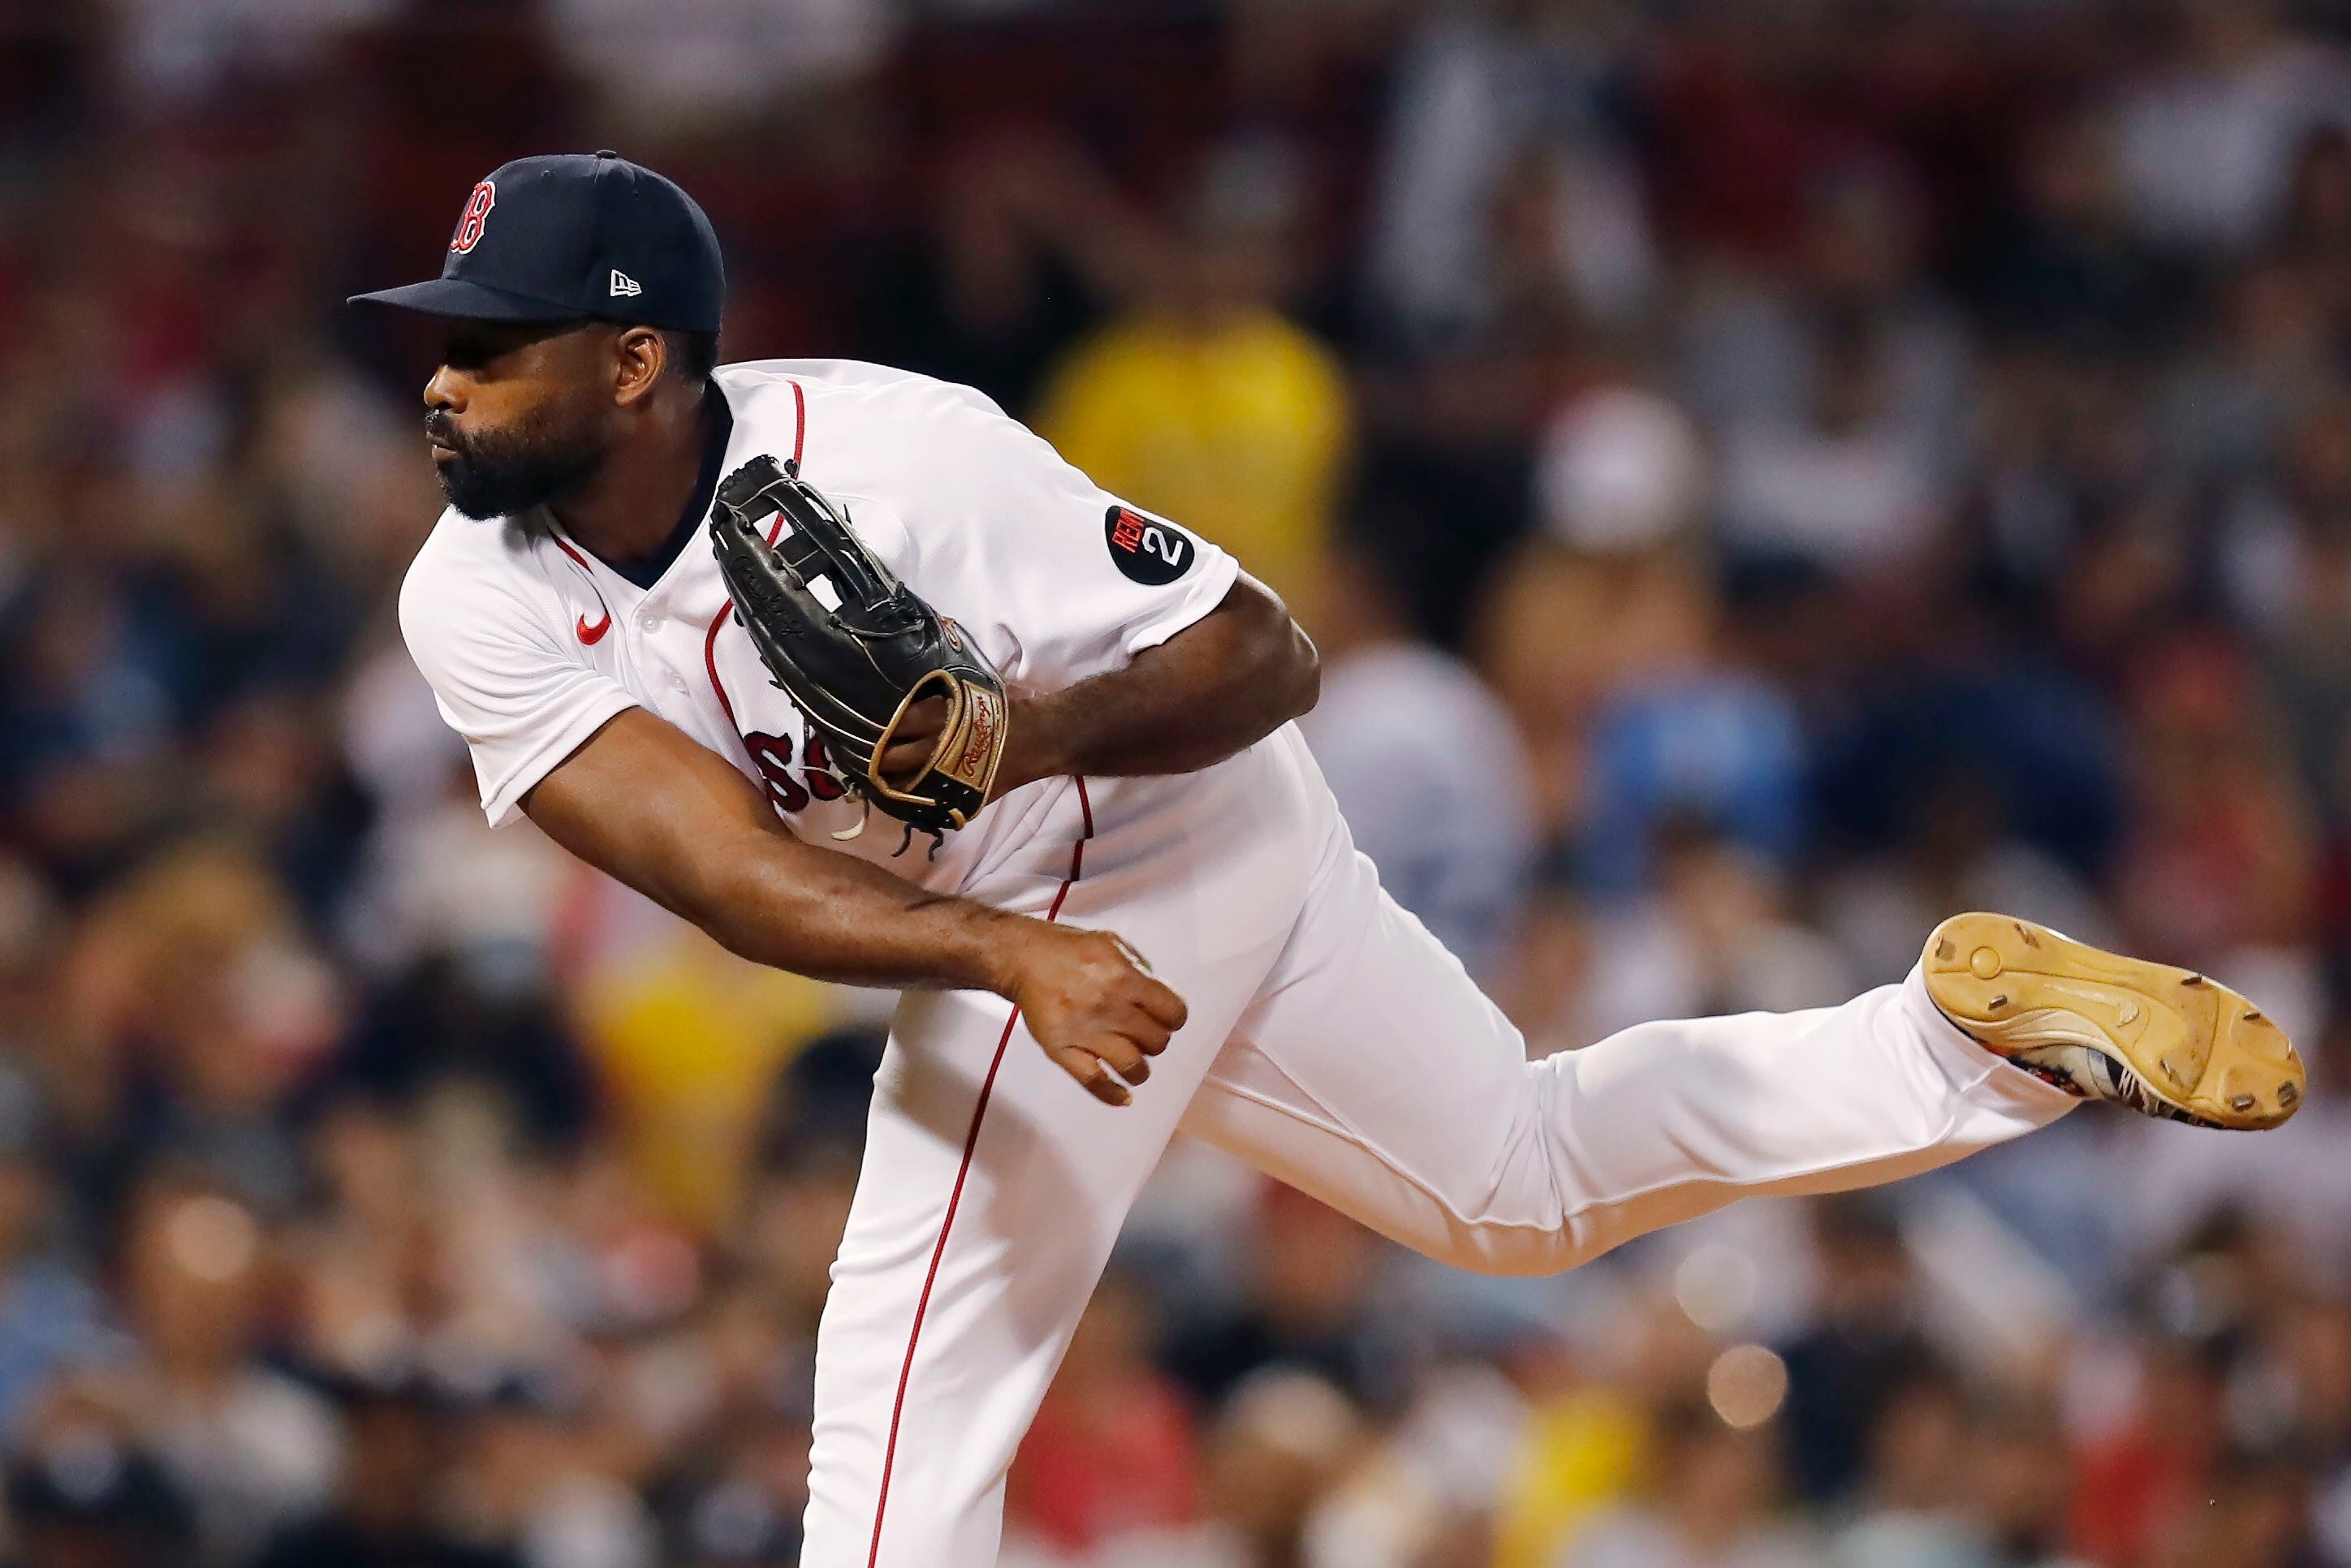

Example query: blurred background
[2,0,2350,1564]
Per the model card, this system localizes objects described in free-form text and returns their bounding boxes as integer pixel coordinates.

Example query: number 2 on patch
[1103,505,1195,585]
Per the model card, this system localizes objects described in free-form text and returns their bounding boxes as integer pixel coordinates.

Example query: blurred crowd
[3,0,2351,1565]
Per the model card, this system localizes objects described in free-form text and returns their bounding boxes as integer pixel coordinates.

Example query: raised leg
[1182,825,2082,1277]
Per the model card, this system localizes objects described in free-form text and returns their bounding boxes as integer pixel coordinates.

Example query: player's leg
[1180,821,2298,1277]
[796,782,1317,1568]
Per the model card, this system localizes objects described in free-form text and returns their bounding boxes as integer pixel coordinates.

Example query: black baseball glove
[709,454,1009,844]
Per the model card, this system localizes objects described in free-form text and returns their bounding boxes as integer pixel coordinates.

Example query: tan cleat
[1922,912,2306,1131]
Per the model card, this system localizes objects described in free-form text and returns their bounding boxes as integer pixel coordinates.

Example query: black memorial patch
[1104,505,1196,585]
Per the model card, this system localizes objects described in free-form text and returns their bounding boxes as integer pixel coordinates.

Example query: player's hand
[881,693,1062,800]
[878,695,949,786]
[996,922,1187,1106]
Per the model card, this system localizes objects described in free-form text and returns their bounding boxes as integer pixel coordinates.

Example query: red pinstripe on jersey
[867,776,1094,1567]
[702,377,806,734]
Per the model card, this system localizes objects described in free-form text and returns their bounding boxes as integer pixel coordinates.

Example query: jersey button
[640,614,662,632]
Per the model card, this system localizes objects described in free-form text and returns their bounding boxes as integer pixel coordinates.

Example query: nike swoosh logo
[577,611,611,644]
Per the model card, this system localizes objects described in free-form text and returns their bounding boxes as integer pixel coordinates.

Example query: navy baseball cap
[348,151,723,331]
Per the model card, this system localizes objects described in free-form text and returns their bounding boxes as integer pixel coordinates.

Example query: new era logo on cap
[610,269,641,298]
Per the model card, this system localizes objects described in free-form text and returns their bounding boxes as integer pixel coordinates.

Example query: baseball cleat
[1922,913,2306,1131]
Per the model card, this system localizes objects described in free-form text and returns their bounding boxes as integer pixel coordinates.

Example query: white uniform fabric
[400,358,2078,1568]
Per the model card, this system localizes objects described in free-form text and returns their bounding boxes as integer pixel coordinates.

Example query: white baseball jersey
[399,357,1261,891]
[397,354,2072,1568]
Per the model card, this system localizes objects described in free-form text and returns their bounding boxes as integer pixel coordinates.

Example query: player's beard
[428,399,610,520]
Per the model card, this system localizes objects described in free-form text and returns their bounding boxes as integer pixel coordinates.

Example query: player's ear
[611,326,666,407]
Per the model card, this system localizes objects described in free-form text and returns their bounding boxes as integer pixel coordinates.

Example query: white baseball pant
[797,742,2077,1566]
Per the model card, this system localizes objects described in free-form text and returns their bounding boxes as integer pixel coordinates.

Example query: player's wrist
[990,694,1070,800]
[952,905,1037,1000]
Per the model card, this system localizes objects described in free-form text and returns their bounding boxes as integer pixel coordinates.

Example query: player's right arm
[521,708,1184,1106]
[398,526,1179,1108]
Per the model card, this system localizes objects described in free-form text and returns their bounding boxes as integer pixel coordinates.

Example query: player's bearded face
[425,391,610,520]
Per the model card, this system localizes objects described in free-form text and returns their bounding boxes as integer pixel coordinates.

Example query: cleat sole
[1921,912,2306,1131]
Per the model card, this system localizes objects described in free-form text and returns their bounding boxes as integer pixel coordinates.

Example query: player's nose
[423,364,467,415]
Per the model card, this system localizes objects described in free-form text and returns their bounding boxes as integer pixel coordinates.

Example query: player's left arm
[873,385,1318,791]
[882,572,1318,791]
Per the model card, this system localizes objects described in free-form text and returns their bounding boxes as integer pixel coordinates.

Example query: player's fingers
[878,697,950,782]
[891,694,949,742]
[1049,1044,1132,1107]
[878,738,937,782]
[1132,976,1188,1034]
[1089,1032,1150,1085]
[1112,1012,1172,1058]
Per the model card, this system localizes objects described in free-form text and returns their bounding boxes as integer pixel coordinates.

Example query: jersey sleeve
[884,393,1240,689]
[398,541,641,829]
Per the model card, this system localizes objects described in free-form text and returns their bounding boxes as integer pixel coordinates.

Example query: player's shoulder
[398,506,554,648]
[401,505,544,593]
[716,357,1015,446]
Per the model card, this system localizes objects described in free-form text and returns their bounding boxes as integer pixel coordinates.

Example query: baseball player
[357,154,2306,1567]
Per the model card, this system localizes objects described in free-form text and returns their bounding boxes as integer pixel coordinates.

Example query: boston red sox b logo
[450,182,496,253]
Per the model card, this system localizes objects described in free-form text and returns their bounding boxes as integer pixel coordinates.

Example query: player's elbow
[648,858,743,955]
[638,825,780,963]
[1276,620,1321,722]
[679,853,792,966]
[1222,574,1318,723]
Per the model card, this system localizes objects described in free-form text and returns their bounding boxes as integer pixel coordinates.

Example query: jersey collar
[596,383,735,592]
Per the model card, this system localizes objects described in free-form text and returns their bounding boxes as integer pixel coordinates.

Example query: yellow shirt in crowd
[1040,308,1352,613]
[582,934,839,1229]
[1493,1386,1651,1568]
